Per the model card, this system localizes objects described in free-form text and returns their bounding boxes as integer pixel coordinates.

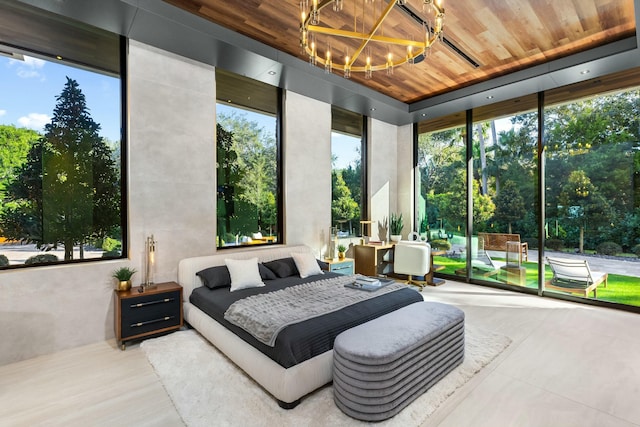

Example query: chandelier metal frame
[300,0,445,78]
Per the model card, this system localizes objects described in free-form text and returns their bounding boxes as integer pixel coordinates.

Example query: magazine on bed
[345,276,395,292]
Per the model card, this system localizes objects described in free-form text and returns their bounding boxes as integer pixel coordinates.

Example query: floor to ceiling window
[416,113,467,280]
[417,68,640,311]
[544,83,640,307]
[215,69,281,248]
[470,95,539,289]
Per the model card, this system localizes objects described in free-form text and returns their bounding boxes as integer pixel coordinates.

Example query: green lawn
[433,256,640,307]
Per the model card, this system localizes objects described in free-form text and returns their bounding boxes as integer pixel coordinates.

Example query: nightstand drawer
[119,290,181,339]
[329,259,354,275]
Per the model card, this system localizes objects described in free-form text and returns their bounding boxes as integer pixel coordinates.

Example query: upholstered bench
[333,301,465,421]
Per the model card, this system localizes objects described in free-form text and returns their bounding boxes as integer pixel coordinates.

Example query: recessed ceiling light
[581,69,590,75]
[56,55,63,60]
[370,107,376,111]
[226,99,232,103]
[486,95,494,99]
[267,71,276,75]
[421,113,427,117]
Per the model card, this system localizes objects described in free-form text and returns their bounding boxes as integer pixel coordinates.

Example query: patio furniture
[478,232,528,262]
[545,257,608,298]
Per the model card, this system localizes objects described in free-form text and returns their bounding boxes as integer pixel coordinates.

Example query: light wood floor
[2,280,640,427]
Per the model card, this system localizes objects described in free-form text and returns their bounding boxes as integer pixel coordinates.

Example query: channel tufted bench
[333,301,465,421]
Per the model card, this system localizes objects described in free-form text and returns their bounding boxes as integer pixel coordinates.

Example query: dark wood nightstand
[114,281,183,350]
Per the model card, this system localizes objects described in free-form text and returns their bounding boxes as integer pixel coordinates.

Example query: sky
[0,55,121,142]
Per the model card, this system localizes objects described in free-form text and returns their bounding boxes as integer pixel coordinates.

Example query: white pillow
[225,258,265,292]
[292,252,324,279]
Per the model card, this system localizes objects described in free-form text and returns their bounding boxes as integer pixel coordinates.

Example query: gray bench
[333,301,465,421]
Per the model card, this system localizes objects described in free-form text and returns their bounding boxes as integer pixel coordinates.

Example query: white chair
[393,241,431,291]
[545,257,608,297]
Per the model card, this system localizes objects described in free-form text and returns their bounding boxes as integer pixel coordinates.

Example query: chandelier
[300,0,445,79]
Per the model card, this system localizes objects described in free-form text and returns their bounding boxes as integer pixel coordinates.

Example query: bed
[178,244,422,408]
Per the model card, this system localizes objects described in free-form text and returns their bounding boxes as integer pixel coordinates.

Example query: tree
[331,170,359,228]
[1,77,119,260]
[0,126,39,221]
[558,170,611,253]
[493,180,526,233]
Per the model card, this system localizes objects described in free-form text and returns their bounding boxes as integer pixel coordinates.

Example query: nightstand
[324,257,355,275]
[114,281,183,350]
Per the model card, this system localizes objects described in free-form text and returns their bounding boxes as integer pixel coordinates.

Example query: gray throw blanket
[224,275,406,346]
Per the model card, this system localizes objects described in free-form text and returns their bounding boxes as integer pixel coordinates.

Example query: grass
[433,255,640,307]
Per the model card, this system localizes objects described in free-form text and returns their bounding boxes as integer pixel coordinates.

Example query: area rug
[141,326,511,427]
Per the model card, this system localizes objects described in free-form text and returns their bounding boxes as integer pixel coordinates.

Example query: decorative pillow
[225,258,265,292]
[316,259,329,270]
[292,252,324,278]
[196,265,231,289]
[258,263,277,280]
[263,257,299,278]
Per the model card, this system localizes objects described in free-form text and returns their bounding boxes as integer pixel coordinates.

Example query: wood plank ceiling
[164,0,636,104]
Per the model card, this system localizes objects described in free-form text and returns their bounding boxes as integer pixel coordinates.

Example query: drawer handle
[131,316,175,328]
[130,297,175,308]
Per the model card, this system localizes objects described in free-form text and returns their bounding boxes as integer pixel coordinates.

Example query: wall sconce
[144,234,156,289]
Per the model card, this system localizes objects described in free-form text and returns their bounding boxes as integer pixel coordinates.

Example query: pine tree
[1,77,120,260]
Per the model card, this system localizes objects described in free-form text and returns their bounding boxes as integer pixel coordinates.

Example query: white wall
[283,91,332,258]
[0,41,404,365]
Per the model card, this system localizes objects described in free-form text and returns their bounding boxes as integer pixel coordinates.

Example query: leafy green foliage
[112,266,136,281]
[596,241,622,256]
[493,180,526,233]
[331,170,359,225]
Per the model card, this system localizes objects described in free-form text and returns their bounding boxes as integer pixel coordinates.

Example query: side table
[324,257,355,275]
[114,281,183,350]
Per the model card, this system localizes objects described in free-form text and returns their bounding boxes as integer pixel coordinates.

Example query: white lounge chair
[545,257,608,298]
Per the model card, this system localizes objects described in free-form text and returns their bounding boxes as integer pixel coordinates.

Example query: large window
[417,71,640,311]
[331,107,365,238]
[0,3,124,268]
[215,70,281,248]
[544,86,640,306]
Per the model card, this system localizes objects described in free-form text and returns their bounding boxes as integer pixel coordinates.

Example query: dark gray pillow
[317,259,329,270]
[263,257,299,278]
[196,265,231,289]
[258,263,278,280]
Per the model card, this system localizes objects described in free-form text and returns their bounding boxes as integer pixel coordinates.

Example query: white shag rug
[141,326,511,427]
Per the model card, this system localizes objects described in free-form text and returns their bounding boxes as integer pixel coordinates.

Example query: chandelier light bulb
[333,0,343,12]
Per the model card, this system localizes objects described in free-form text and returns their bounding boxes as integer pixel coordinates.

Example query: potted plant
[337,244,347,259]
[390,213,404,242]
[113,266,137,291]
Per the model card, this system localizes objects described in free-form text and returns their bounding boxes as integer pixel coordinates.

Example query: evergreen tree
[493,180,526,233]
[1,77,119,260]
[331,170,359,228]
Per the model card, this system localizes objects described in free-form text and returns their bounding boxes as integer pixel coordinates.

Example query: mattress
[189,273,423,368]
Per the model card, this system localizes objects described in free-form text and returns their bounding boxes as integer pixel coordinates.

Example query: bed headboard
[178,244,314,298]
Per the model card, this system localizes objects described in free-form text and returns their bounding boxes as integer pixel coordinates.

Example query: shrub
[0,254,9,267]
[25,253,59,265]
[632,244,640,257]
[546,238,564,251]
[102,250,121,258]
[101,237,122,252]
[596,241,622,256]
[430,239,451,251]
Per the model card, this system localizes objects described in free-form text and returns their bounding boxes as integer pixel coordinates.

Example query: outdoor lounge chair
[455,236,506,277]
[545,257,608,298]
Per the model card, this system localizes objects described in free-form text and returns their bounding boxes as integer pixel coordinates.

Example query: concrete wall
[0,40,403,365]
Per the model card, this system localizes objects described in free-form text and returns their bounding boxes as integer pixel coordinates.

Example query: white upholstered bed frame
[178,245,334,407]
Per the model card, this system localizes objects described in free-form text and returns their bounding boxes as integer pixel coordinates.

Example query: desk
[354,244,446,286]
[354,244,394,276]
